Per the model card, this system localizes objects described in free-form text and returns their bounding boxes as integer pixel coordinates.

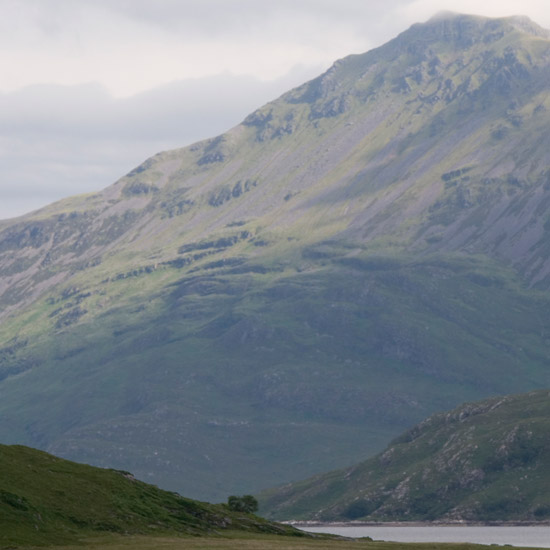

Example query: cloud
[2,1,548,98]
[0,67,321,220]
[0,0,410,97]
[396,0,550,27]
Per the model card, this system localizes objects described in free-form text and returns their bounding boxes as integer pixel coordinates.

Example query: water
[298,525,550,548]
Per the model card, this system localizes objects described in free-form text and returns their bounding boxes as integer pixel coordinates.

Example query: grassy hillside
[259,390,550,522]
[1,13,550,502]
[2,253,550,501]
[13,534,545,550]
[0,444,300,547]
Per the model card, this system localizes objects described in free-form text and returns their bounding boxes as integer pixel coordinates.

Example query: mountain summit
[2,13,550,501]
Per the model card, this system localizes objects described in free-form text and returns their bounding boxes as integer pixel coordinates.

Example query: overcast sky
[2,0,550,220]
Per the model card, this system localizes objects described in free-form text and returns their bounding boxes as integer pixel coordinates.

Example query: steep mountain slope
[2,13,550,502]
[258,390,550,523]
[0,444,297,547]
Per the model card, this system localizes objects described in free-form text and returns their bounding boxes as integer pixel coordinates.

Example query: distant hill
[259,390,550,522]
[2,13,550,502]
[0,444,299,547]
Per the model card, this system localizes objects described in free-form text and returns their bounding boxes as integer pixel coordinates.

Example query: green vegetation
[2,250,550,502]
[3,446,521,550]
[2,13,550,505]
[5,533,539,550]
[9,534,543,550]
[0,444,300,547]
[227,495,259,514]
[259,390,550,522]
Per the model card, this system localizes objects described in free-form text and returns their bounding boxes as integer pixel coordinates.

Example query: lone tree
[227,494,259,513]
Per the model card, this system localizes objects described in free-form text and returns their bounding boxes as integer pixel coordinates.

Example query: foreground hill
[2,13,550,501]
[259,390,550,522]
[0,444,298,547]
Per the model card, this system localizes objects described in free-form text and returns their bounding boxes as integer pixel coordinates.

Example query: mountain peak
[503,14,550,38]
[420,11,550,40]
[427,10,460,21]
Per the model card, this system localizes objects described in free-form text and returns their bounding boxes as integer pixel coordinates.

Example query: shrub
[227,495,259,514]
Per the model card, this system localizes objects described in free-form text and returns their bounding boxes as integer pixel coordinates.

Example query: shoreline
[286,521,550,528]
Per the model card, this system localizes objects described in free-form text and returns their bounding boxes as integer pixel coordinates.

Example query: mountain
[0,444,298,547]
[258,389,550,523]
[2,13,550,502]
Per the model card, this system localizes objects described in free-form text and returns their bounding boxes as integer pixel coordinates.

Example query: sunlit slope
[1,14,550,502]
[3,14,550,309]
[259,390,550,522]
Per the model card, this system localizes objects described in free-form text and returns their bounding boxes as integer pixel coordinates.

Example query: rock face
[259,390,550,522]
[2,13,550,502]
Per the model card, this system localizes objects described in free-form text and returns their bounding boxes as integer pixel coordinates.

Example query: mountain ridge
[1,12,550,502]
[258,389,550,523]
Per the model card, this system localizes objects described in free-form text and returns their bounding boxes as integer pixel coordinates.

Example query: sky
[2,0,550,220]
